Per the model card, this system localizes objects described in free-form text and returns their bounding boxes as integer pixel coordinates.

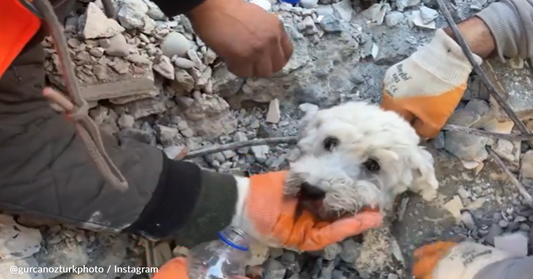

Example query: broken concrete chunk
[419,6,439,24]
[410,11,436,29]
[174,69,196,92]
[266,99,281,124]
[105,34,131,57]
[79,73,155,102]
[83,3,125,39]
[153,55,175,80]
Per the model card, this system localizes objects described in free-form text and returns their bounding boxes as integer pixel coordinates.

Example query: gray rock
[161,32,195,58]
[117,0,149,30]
[252,145,270,163]
[318,14,344,33]
[174,57,196,69]
[322,243,342,260]
[153,55,175,80]
[105,34,130,57]
[300,0,319,8]
[157,125,179,147]
[144,0,167,20]
[396,0,421,11]
[339,239,361,262]
[263,259,286,279]
[385,11,404,27]
[83,3,124,39]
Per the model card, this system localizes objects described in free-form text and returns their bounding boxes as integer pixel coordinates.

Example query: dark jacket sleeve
[0,40,238,248]
[151,0,208,16]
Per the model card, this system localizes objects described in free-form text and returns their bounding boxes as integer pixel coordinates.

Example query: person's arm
[443,0,533,60]
[0,41,243,247]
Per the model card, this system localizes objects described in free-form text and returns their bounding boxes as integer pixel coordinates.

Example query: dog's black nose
[299,182,326,200]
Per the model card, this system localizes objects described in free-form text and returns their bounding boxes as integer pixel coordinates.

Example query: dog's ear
[408,146,439,201]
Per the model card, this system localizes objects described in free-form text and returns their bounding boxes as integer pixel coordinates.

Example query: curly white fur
[285,101,438,219]
[282,101,439,277]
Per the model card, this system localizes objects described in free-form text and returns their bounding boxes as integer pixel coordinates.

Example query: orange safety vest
[0,0,42,77]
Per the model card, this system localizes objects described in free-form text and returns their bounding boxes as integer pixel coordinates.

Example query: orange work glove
[381,29,483,140]
[186,0,293,77]
[233,171,383,251]
[412,241,517,279]
[153,257,247,279]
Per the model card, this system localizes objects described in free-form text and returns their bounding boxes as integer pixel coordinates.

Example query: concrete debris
[83,3,125,39]
[11,0,531,278]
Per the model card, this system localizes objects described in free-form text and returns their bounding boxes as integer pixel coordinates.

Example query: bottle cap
[280,0,301,4]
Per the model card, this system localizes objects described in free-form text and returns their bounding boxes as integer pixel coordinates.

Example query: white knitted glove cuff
[411,29,482,85]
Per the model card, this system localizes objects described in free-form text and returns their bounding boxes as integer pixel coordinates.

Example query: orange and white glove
[381,29,483,140]
[412,240,533,279]
[232,171,383,251]
[153,257,247,279]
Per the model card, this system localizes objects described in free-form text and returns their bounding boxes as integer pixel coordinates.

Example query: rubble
[4,0,533,278]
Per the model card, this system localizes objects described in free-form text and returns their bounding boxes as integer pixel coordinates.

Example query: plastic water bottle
[187,226,250,279]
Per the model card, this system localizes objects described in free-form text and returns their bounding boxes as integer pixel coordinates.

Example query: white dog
[283,101,439,277]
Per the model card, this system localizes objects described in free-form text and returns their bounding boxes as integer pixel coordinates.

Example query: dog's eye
[364,159,380,172]
[323,136,339,151]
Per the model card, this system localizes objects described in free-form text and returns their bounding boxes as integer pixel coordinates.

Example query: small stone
[300,0,319,8]
[322,243,342,260]
[157,125,179,146]
[233,132,250,154]
[161,32,195,58]
[499,220,509,228]
[117,114,134,128]
[252,145,269,163]
[419,6,439,24]
[396,0,420,11]
[318,14,344,33]
[153,55,175,80]
[263,259,286,279]
[106,34,130,57]
[174,57,196,69]
[385,11,404,27]
[174,69,196,92]
[266,99,281,124]
[339,239,361,262]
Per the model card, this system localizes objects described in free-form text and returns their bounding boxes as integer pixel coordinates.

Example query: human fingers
[278,22,293,65]
[226,57,254,77]
[153,257,188,279]
[253,51,274,77]
[42,87,74,112]
[296,212,383,251]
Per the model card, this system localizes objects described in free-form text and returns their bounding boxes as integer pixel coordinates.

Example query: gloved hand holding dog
[413,240,533,279]
[233,171,383,251]
[380,29,483,140]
